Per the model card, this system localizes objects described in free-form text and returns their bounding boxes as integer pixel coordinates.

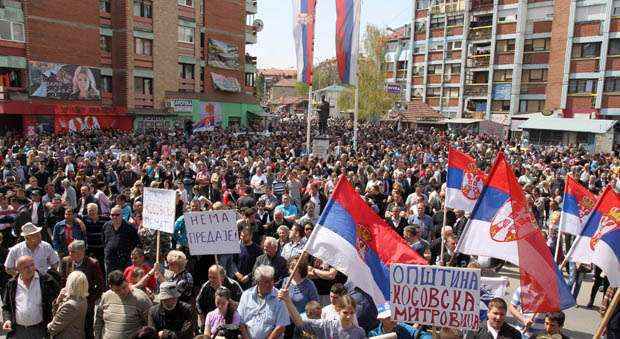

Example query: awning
[441,118,484,124]
[519,117,616,134]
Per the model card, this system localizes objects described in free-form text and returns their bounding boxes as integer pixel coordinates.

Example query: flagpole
[554,179,568,263]
[353,86,359,151]
[283,251,308,290]
[307,85,312,154]
[594,289,620,339]
[439,205,448,265]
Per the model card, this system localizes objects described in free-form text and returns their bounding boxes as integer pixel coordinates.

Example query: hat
[31,190,42,196]
[53,194,62,200]
[20,222,42,237]
[156,282,181,301]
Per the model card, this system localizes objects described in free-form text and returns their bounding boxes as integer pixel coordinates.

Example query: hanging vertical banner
[335,0,361,85]
[293,0,317,85]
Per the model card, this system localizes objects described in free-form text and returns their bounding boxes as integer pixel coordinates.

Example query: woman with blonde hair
[47,270,89,339]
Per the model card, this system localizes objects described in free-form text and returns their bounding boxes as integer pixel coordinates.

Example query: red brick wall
[533,21,552,33]
[546,0,570,111]
[428,52,443,61]
[24,0,100,66]
[602,95,620,108]
[111,0,132,108]
[570,59,599,73]
[447,26,462,36]
[574,21,601,37]
[566,96,595,110]
[607,56,620,71]
[495,53,514,64]
[496,23,516,35]
[611,19,620,33]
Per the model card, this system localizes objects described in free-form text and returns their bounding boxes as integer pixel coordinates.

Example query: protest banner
[390,264,481,331]
[185,210,239,256]
[142,188,176,233]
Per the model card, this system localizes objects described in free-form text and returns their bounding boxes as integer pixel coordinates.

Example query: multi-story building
[385,0,620,124]
[0,0,261,133]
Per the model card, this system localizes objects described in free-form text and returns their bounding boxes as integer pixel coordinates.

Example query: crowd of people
[0,117,618,339]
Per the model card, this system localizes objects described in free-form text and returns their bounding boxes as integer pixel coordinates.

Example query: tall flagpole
[554,179,568,263]
[353,86,359,151]
[307,86,312,154]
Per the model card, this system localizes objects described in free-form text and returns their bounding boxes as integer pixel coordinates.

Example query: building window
[496,39,515,53]
[416,0,430,10]
[101,75,113,93]
[179,63,195,80]
[100,0,111,12]
[429,41,443,51]
[568,79,597,94]
[430,16,444,29]
[245,73,255,87]
[415,21,426,33]
[133,1,152,18]
[493,69,512,82]
[200,66,205,82]
[492,100,511,111]
[178,0,193,7]
[178,26,194,43]
[447,41,461,51]
[519,100,545,113]
[200,32,205,48]
[0,20,25,42]
[0,68,23,88]
[446,14,463,26]
[134,77,153,95]
[428,65,443,75]
[523,69,547,82]
[524,38,549,52]
[604,77,620,92]
[449,64,460,75]
[609,39,620,56]
[413,65,424,76]
[100,35,112,53]
[571,42,601,58]
[413,45,426,54]
[614,5,620,16]
[427,87,441,97]
[445,87,459,98]
[135,37,153,56]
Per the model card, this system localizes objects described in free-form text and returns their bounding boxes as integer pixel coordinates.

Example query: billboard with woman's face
[28,61,102,100]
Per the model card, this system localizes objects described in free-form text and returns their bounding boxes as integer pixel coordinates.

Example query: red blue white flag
[304,175,427,308]
[446,148,485,213]
[559,176,597,236]
[457,152,575,312]
[335,0,361,85]
[293,0,317,85]
[567,186,620,287]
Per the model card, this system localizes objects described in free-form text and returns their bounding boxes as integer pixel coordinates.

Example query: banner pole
[214,254,219,266]
[554,180,568,263]
[155,230,161,264]
[307,86,312,154]
[353,86,359,151]
[283,251,308,290]
[439,206,448,266]
[594,289,620,339]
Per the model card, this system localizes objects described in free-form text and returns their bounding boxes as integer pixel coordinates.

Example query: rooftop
[519,117,617,134]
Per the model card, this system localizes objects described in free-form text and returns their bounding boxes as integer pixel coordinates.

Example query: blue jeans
[567,262,585,300]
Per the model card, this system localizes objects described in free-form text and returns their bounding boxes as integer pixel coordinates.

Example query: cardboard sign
[142,188,176,233]
[312,138,329,160]
[185,210,239,256]
[390,264,481,331]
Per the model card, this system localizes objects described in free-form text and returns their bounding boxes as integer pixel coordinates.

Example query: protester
[102,206,140,275]
[147,281,195,339]
[94,270,152,339]
[532,312,570,339]
[152,250,194,304]
[196,264,243,328]
[252,236,288,284]
[203,286,244,338]
[4,222,60,276]
[465,298,521,339]
[47,270,89,339]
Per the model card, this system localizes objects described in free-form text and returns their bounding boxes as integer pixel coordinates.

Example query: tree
[255,74,266,103]
[338,25,398,120]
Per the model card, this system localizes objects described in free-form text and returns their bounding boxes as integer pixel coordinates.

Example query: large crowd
[0,117,618,339]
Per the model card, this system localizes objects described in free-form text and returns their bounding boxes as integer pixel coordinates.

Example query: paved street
[500,264,600,338]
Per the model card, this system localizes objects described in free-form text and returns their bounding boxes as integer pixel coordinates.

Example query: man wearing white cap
[4,222,59,276]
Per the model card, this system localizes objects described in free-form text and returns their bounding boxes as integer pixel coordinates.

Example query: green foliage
[295,82,310,97]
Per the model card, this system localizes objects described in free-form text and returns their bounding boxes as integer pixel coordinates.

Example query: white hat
[20,222,42,237]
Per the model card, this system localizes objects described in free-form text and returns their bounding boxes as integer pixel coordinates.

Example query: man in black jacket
[465,298,521,339]
[103,206,140,276]
[1,255,60,338]
[148,281,195,339]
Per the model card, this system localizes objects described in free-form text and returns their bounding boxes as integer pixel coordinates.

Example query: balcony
[246,0,257,14]
[134,93,154,108]
[179,78,195,92]
[520,83,546,95]
[245,26,257,44]
[468,26,491,40]
[430,1,465,14]
[470,0,493,12]
[467,54,490,68]
[245,53,257,73]
[464,83,488,96]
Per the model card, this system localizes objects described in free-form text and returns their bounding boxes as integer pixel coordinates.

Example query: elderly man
[275,195,298,222]
[148,281,195,339]
[83,202,109,266]
[196,265,243,328]
[94,270,152,339]
[61,178,77,210]
[102,206,140,276]
[4,222,60,276]
[238,265,289,339]
[252,236,288,284]
[2,255,60,338]
[59,240,104,339]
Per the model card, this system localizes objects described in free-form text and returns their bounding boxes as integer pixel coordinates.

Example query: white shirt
[5,241,60,273]
[15,272,43,326]
[31,203,39,225]
[486,321,499,339]
[250,174,267,194]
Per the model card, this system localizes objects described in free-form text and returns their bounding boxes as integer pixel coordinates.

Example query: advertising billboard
[28,61,102,100]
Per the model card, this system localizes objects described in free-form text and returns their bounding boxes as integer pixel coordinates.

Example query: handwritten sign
[185,210,239,255]
[390,264,480,331]
[143,188,176,233]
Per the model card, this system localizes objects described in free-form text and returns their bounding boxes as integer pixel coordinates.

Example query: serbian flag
[446,148,485,213]
[560,176,597,236]
[335,0,361,85]
[567,186,620,286]
[304,175,427,308]
[457,152,575,312]
[293,0,317,84]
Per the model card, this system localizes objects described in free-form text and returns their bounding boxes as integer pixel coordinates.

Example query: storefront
[519,117,617,153]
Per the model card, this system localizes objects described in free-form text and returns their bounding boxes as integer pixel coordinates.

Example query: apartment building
[385,0,620,124]
[0,0,261,133]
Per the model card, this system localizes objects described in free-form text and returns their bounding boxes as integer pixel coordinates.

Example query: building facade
[0,0,261,134]
[385,0,620,124]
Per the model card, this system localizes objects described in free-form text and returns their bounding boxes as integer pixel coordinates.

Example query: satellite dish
[253,19,264,32]
[541,110,553,116]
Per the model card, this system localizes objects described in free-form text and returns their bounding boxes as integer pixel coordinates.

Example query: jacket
[59,255,104,307]
[94,287,152,339]
[2,271,60,333]
[147,301,195,339]
[465,322,522,339]
[47,297,88,339]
